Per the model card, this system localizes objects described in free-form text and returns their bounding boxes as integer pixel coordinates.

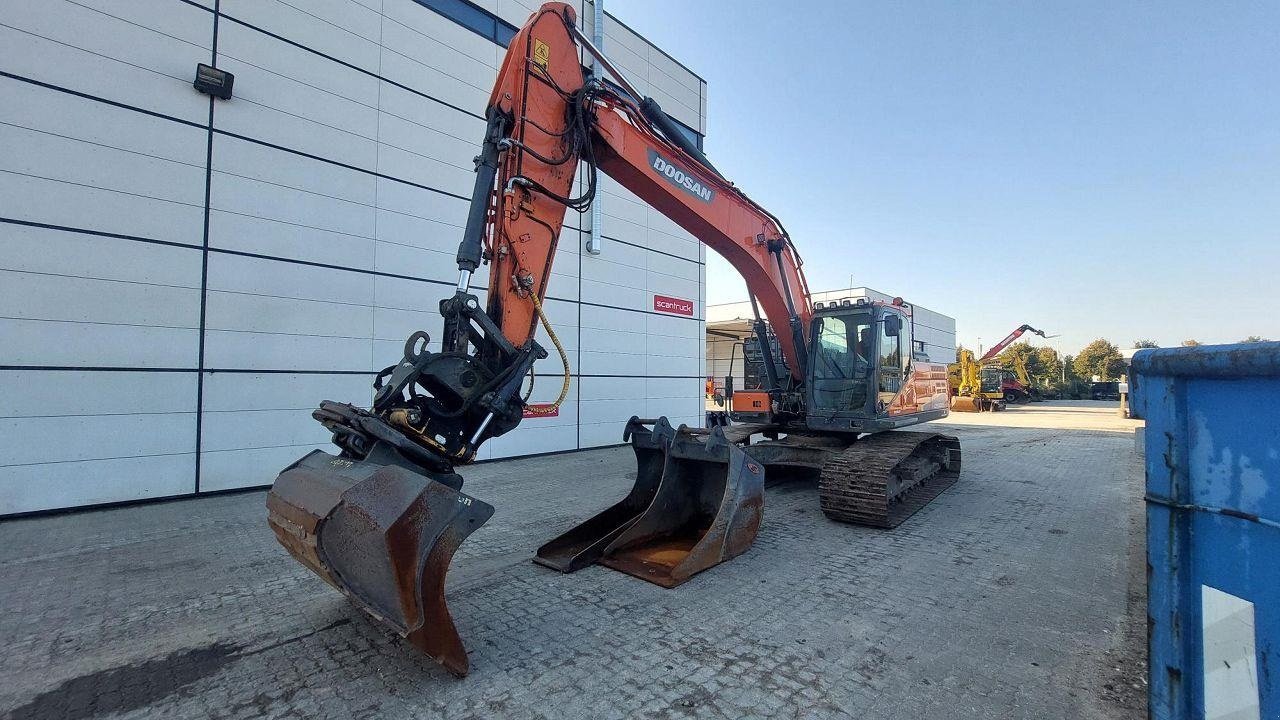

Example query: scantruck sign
[653,294,695,316]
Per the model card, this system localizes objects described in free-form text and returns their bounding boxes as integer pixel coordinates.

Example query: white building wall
[0,0,707,514]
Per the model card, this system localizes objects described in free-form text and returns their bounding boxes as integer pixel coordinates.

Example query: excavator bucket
[266,449,493,677]
[536,417,765,588]
[602,425,765,587]
[533,417,675,573]
[950,395,981,413]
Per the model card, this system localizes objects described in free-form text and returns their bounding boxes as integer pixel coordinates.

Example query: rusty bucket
[950,395,981,413]
[536,418,764,588]
[600,424,764,587]
[533,417,675,573]
[267,449,493,677]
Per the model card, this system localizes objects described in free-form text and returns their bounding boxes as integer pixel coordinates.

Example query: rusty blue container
[1132,342,1280,720]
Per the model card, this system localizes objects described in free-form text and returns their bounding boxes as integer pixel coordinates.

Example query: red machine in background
[978,324,1054,363]
[982,324,1058,404]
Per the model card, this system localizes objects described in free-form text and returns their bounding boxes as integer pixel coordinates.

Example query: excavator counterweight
[265,2,962,676]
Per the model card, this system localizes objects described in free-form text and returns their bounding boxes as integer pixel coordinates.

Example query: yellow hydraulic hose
[525,290,571,414]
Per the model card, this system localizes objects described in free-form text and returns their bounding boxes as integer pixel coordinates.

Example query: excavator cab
[979,366,1006,397]
[805,301,946,433]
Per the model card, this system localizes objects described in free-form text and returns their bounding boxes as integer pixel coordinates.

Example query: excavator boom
[465,5,811,381]
[978,324,1056,363]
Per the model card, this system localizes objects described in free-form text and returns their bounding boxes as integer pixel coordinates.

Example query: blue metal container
[1133,343,1280,720]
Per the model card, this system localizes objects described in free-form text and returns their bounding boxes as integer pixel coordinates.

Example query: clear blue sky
[611,0,1279,355]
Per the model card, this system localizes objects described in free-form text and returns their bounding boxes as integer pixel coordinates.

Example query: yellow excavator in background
[950,348,1004,412]
[950,324,1055,412]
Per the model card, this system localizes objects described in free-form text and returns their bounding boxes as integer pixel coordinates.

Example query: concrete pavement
[0,401,1146,719]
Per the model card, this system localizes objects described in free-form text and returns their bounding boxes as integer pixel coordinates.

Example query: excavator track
[818,431,961,528]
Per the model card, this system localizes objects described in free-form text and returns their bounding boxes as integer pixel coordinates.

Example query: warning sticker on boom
[532,39,550,69]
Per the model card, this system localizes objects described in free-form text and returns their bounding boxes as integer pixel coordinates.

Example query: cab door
[875,310,910,411]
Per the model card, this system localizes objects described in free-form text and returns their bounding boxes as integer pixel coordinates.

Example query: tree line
[955,336,1272,399]
[1133,336,1270,348]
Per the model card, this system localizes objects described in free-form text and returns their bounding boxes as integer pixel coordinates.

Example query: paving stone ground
[0,402,1145,719]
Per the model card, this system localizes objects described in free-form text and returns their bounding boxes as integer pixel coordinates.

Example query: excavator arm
[389,5,808,458]
[1013,354,1032,386]
[978,324,1055,362]
[468,5,813,352]
[267,3,810,676]
[360,4,810,467]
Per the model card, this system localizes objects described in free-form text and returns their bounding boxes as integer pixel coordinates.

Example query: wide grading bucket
[267,447,493,677]
[532,417,675,573]
[535,417,765,588]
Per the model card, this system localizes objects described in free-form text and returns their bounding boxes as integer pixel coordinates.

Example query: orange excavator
[265,3,960,677]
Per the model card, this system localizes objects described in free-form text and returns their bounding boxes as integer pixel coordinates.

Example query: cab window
[810,314,872,411]
[878,316,903,397]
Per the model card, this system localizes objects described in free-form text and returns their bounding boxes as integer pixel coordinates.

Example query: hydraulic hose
[526,290,571,414]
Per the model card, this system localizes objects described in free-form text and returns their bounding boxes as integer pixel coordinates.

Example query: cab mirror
[884,315,901,337]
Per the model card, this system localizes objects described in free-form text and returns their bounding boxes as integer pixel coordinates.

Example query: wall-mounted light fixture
[194,63,233,100]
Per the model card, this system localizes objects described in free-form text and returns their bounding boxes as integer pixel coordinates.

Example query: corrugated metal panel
[0,0,707,513]
[1133,342,1279,720]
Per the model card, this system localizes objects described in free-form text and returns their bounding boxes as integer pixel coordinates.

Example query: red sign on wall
[522,404,560,418]
[653,294,695,316]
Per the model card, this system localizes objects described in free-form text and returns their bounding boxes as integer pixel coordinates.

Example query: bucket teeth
[267,448,493,677]
[534,416,765,587]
